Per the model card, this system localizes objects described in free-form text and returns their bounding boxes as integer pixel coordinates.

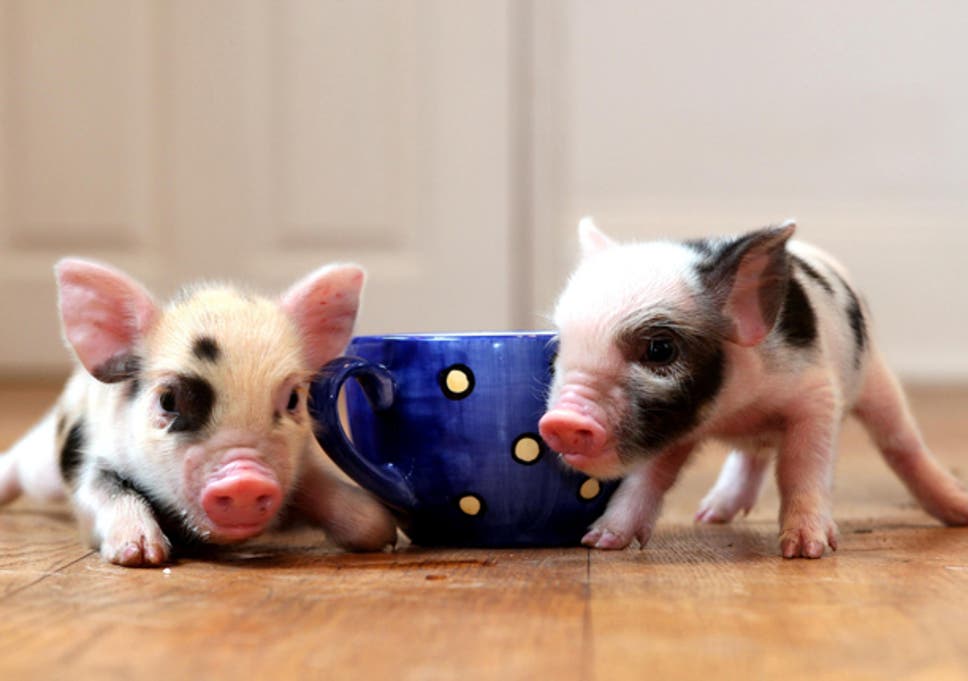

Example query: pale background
[1,1,966,382]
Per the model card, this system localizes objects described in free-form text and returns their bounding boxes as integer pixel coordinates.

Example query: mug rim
[352,330,557,342]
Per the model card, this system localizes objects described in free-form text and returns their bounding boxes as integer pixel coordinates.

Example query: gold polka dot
[459,495,483,516]
[445,369,471,395]
[513,436,542,463]
[579,478,601,500]
[439,364,475,400]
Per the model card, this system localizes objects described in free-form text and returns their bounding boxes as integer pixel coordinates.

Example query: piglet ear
[578,217,618,257]
[280,264,365,370]
[55,258,159,382]
[705,220,796,347]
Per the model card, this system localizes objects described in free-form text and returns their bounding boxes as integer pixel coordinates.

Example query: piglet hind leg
[695,448,771,524]
[853,353,968,526]
[1,411,64,505]
[583,445,693,550]
[293,454,397,552]
[0,453,22,505]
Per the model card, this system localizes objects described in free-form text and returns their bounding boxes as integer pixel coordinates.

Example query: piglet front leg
[583,444,693,550]
[293,453,397,552]
[776,400,841,559]
[74,469,171,567]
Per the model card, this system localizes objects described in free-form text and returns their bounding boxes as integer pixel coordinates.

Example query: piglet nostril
[570,428,596,448]
[256,495,273,514]
[215,495,233,510]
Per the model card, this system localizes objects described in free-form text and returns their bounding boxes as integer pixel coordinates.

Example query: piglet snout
[200,456,282,540]
[539,409,608,458]
[540,397,624,478]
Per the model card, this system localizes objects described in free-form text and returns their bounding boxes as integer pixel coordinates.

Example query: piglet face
[56,260,364,544]
[540,228,718,478]
[539,219,794,478]
[131,289,312,542]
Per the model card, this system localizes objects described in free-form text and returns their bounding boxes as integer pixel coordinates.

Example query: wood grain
[1,381,967,680]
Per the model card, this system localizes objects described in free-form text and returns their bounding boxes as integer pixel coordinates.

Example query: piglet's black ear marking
[697,221,796,347]
[91,353,142,384]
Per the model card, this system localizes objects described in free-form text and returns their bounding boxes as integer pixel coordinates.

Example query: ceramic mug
[310,332,617,547]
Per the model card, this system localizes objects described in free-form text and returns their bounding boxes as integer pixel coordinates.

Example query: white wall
[530,1,968,382]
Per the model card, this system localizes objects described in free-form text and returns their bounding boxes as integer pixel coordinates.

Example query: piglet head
[539,218,795,478]
[55,259,364,544]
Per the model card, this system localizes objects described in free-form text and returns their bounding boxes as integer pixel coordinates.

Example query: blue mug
[310,332,617,547]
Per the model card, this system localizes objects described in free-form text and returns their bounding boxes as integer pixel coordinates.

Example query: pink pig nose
[201,467,282,539]
[539,409,608,459]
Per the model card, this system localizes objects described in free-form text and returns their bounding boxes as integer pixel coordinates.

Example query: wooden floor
[1,380,967,680]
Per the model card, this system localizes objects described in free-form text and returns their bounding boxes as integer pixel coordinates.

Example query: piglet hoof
[100,528,171,567]
[916,478,968,527]
[938,504,968,527]
[694,506,733,525]
[695,494,753,525]
[778,519,838,559]
[331,512,397,553]
[581,501,661,550]
[581,527,632,550]
[323,487,398,553]
[582,518,655,550]
[0,456,23,506]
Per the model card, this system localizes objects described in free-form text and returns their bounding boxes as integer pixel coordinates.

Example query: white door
[0,0,518,374]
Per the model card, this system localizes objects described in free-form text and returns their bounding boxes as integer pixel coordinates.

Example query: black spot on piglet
[59,421,86,487]
[165,374,217,435]
[192,336,221,363]
[842,284,868,368]
[776,278,817,348]
[623,339,726,456]
[792,255,834,295]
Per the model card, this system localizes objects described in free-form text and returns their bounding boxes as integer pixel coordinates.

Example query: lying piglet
[0,259,396,566]
[540,218,968,558]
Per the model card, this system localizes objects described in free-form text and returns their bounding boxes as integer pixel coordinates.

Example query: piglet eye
[159,387,178,413]
[286,389,300,412]
[643,336,678,366]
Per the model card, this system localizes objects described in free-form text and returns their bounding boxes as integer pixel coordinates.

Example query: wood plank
[0,499,91,597]
[0,538,591,680]
[590,520,968,681]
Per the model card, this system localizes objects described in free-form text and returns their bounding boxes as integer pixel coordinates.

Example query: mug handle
[312,356,418,511]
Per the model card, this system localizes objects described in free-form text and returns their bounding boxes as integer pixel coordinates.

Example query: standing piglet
[0,259,396,566]
[539,219,968,558]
